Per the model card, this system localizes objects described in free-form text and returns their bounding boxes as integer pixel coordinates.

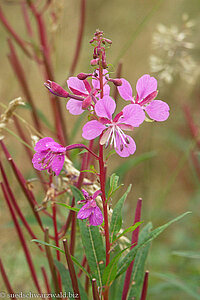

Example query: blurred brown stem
[0,259,17,298]
[69,0,86,76]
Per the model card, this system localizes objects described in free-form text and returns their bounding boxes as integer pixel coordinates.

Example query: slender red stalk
[69,0,86,76]
[140,271,149,300]
[183,104,200,148]
[122,198,142,300]
[0,259,16,298]
[41,266,51,294]
[0,140,44,230]
[44,228,60,294]
[70,152,87,255]
[92,278,100,300]
[113,62,122,101]
[0,182,42,293]
[63,239,80,299]
[21,1,33,37]
[0,160,43,252]
[7,39,41,132]
[0,6,31,57]
[78,255,87,278]
[85,264,90,294]
[28,1,67,146]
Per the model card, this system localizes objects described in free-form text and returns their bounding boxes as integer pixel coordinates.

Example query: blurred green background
[0,0,200,299]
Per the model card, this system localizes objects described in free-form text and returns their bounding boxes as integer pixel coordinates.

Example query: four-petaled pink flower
[117,74,170,122]
[66,71,110,115]
[77,189,103,226]
[32,137,66,176]
[82,96,145,157]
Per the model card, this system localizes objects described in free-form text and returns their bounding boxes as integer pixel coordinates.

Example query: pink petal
[122,104,145,127]
[89,206,103,226]
[136,74,157,101]
[66,99,84,115]
[67,77,88,96]
[95,96,116,120]
[45,142,66,153]
[77,202,93,219]
[115,134,136,157]
[82,189,89,198]
[144,100,170,122]
[34,137,54,152]
[82,120,106,140]
[93,190,102,200]
[117,78,133,101]
[32,152,46,171]
[51,154,65,176]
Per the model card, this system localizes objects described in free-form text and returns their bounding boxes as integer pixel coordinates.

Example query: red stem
[0,160,44,252]
[63,239,81,299]
[77,255,87,278]
[28,1,67,146]
[7,38,42,132]
[69,0,86,76]
[0,182,42,293]
[41,266,51,294]
[52,203,60,261]
[0,6,31,58]
[0,259,16,298]
[122,198,142,300]
[0,140,44,230]
[21,1,34,37]
[140,271,149,300]
[113,62,122,102]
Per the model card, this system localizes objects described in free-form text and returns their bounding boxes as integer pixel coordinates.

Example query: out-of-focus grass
[0,0,200,298]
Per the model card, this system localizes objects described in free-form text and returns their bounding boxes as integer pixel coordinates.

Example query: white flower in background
[150,14,200,85]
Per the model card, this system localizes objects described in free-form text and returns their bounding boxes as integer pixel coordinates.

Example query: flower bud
[110,78,122,86]
[77,73,91,80]
[44,80,69,98]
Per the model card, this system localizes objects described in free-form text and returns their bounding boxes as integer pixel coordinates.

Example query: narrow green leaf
[172,251,200,259]
[55,202,80,212]
[152,272,200,300]
[110,185,132,243]
[113,151,156,181]
[78,219,105,288]
[32,239,91,279]
[113,222,143,243]
[116,212,191,278]
[128,222,153,300]
[70,185,84,202]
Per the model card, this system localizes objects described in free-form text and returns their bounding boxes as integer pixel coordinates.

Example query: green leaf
[31,239,91,279]
[70,185,84,202]
[172,250,200,259]
[110,185,132,243]
[116,212,191,278]
[55,202,80,212]
[78,219,105,288]
[54,260,88,300]
[152,272,200,300]
[113,222,143,243]
[128,222,153,300]
[113,151,156,181]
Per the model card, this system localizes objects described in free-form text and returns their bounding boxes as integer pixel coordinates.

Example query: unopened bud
[77,73,91,80]
[110,78,122,86]
[104,38,112,44]
[44,80,69,98]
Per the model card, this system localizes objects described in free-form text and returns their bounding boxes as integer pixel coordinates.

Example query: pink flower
[117,74,170,122]
[66,71,110,115]
[77,189,103,226]
[32,137,66,176]
[82,96,145,157]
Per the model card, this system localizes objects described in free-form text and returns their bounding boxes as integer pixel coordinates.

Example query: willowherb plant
[1,23,191,300]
